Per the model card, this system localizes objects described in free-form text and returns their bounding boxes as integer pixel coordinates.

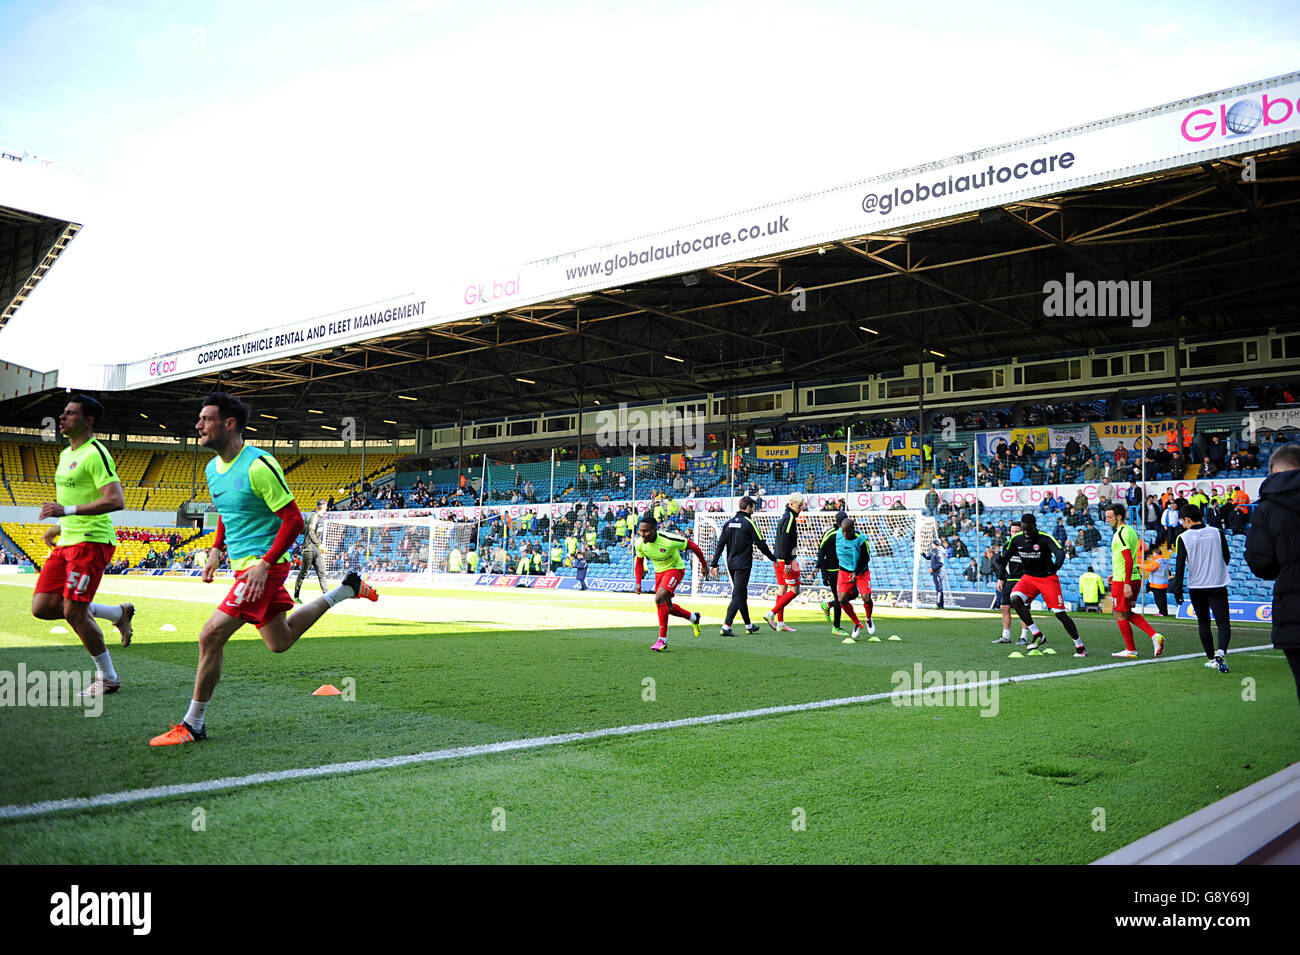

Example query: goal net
[321,514,477,583]
[692,508,932,608]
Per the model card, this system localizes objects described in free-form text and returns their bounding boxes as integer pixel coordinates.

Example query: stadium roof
[2,73,1300,437]
[0,152,85,340]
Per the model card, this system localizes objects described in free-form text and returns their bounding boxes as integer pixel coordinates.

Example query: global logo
[1179,93,1299,142]
[463,274,520,307]
[148,358,177,377]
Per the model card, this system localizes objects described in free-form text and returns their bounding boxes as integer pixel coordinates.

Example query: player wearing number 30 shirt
[149,393,380,746]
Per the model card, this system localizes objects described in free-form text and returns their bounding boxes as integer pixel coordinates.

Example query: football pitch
[0,577,1296,864]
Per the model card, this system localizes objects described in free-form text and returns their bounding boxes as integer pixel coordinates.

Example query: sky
[0,0,1296,377]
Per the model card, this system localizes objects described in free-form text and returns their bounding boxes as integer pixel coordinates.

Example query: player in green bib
[32,394,134,698]
[150,392,380,746]
[634,515,712,651]
[1103,502,1165,659]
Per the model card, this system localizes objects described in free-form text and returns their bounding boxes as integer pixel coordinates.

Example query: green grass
[0,581,1295,863]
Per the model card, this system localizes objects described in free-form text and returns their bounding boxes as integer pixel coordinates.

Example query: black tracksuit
[712,510,776,626]
[1245,467,1300,704]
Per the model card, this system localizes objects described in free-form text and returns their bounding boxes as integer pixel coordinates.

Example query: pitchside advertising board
[117,74,1300,390]
[323,476,1265,527]
[1176,600,1275,623]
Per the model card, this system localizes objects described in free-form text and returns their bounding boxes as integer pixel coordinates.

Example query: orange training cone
[312,684,342,696]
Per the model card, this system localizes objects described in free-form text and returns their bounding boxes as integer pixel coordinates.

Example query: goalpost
[692,508,945,609]
[320,513,478,584]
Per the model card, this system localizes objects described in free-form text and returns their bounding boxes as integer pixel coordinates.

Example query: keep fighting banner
[1249,409,1300,433]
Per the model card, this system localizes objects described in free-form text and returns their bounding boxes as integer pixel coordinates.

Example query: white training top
[1175,524,1231,590]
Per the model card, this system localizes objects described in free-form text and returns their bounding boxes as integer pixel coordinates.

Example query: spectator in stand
[1082,457,1101,482]
[963,558,979,584]
[1079,522,1102,550]
[980,546,997,583]
[1113,441,1130,470]
[1097,477,1115,507]
[1170,451,1187,481]
[1143,494,1161,537]
[1208,435,1227,474]
[1160,500,1181,548]
[1123,480,1140,508]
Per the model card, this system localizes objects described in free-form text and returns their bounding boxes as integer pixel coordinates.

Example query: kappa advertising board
[118,75,1300,390]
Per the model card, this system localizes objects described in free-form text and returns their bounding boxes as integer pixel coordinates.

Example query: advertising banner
[118,76,1300,391]
[757,444,799,460]
[1175,599,1273,623]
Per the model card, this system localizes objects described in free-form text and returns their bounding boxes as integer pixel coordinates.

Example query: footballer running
[150,393,379,745]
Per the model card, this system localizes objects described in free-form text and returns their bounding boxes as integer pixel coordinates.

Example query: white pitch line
[0,644,1277,822]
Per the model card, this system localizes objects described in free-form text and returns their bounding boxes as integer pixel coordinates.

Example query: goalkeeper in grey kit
[294,500,330,603]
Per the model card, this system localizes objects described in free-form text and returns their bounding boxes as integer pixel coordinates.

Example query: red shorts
[35,542,115,603]
[836,569,871,596]
[1110,580,1138,614]
[1011,574,1065,611]
[776,562,801,586]
[218,561,295,628]
[653,568,685,594]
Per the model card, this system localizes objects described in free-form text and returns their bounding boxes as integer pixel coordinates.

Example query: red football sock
[1117,618,1135,652]
[1128,612,1156,637]
[841,601,860,625]
[669,603,691,620]
[656,602,669,639]
[864,596,874,621]
[774,591,797,616]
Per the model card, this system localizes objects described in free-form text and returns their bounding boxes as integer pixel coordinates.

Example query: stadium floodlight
[928,349,946,358]
[321,425,337,431]
[665,354,685,363]
[859,326,880,335]
[397,394,418,401]
[382,419,397,425]
[308,409,323,414]
[259,413,278,420]
[682,273,700,286]
[516,377,536,385]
